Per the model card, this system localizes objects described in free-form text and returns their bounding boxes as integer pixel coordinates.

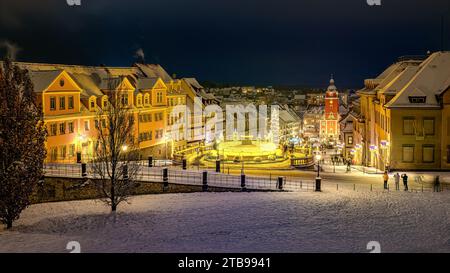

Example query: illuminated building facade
[320,77,340,142]
[12,62,209,163]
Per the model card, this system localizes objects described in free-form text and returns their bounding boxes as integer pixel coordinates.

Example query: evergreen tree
[0,59,47,229]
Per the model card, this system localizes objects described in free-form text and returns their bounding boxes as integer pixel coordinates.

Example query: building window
[102,97,108,108]
[50,147,58,161]
[121,94,128,106]
[69,144,75,157]
[409,96,426,103]
[95,120,99,129]
[423,118,435,136]
[90,100,95,109]
[84,121,90,131]
[68,122,74,133]
[422,145,435,163]
[50,97,56,111]
[402,145,414,163]
[68,96,74,109]
[402,117,415,135]
[447,145,450,164]
[157,92,163,103]
[59,96,65,110]
[59,122,66,135]
[102,119,106,128]
[348,136,353,145]
[49,123,57,136]
[60,145,67,159]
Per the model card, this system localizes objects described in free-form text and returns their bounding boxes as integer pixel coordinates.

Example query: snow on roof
[134,63,172,82]
[28,70,63,93]
[136,77,158,90]
[379,65,420,95]
[6,61,183,97]
[183,78,204,90]
[386,52,450,108]
[69,73,104,98]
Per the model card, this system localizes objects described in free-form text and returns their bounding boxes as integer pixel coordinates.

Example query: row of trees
[1,59,140,229]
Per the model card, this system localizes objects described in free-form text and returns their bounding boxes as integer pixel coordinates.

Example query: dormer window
[408,96,426,103]
[136,94,143,107]
[89,96,96,111]
[102,96,108,108]
[121,94,128,106]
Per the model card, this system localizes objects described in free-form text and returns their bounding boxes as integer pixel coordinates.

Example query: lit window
[68,96,74,109]
[423,118,435,136]
[59,123,66,135]
[59,97,65,110]
[423,145,434,163]
[403,117,415,135]
[402,145,414,163]
[50,97,56,111]
[68,122,74,133]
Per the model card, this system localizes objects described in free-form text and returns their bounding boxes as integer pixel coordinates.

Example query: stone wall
[31,176,254,204]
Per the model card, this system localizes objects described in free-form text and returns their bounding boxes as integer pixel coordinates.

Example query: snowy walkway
[0,190,449,253]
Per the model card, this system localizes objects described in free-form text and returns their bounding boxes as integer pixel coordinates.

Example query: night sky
[0,0,449,88]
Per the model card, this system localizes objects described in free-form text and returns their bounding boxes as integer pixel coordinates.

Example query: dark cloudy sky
[0,0,449,87]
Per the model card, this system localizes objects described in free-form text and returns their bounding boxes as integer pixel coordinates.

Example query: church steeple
[326,74,338,96]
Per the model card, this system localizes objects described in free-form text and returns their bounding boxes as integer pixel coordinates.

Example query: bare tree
[0,58,47,229]
[91,75,141,212]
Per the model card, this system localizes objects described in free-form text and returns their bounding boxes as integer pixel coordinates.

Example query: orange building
[11,62,208,163]
[320,77,340,142]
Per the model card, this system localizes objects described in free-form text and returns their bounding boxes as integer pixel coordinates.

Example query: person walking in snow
[394,172,400,191]
[401,173,409,191]
[383,171,389,190]
[434,175,441,192]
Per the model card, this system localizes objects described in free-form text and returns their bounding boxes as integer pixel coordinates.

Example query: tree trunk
[111,203,117,212]
[6,219,13,229]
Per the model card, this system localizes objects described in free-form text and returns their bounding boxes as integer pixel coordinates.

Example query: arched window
[144,94,150,106]
[136,94,143,107]
[101,96,108,109]
[89,96,97,111]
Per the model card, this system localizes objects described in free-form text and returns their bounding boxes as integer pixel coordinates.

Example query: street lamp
[315,154,322,177]
[315,154,322,192]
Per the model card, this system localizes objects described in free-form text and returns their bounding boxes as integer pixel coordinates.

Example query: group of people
[382,171,442,192]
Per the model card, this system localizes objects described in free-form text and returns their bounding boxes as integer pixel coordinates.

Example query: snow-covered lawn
[0,190,449,253]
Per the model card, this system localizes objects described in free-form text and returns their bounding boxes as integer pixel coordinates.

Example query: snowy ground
[0,190,449,253]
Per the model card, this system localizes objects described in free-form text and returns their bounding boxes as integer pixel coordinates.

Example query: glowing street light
[315,154,322,178]
[122,145,128,152]
[315,154,322,192]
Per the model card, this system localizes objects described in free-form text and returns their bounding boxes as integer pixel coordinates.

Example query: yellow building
[354,52,450,171]
[13,62,209,163]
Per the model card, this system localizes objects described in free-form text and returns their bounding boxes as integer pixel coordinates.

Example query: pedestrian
[346,159,351,172]
[434,175,441,192]
[401,173,409,191]
[383,171,389,190]
[394,172,400,191]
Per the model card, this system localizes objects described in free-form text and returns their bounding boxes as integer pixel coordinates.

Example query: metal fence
[43,163,450,193]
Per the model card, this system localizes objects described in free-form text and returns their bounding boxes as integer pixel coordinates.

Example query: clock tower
[320,76,340,141]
